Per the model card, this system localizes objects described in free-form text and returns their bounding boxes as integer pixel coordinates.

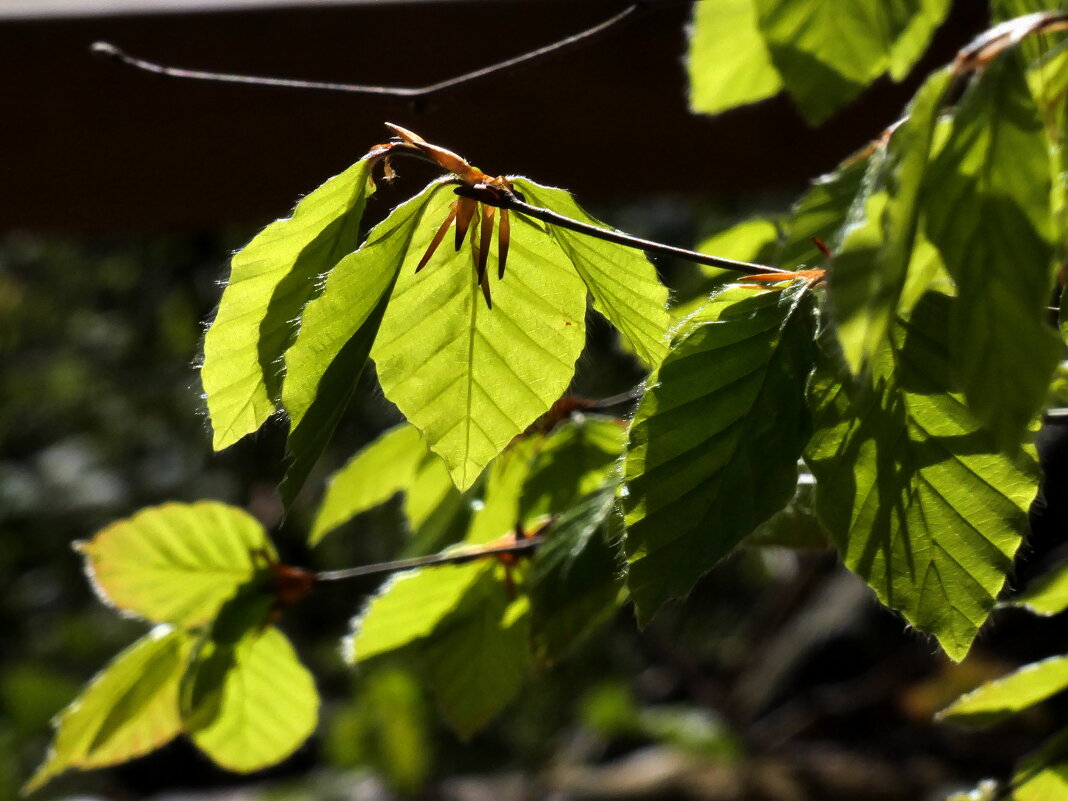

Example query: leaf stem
[315,536,544,583]
[453,184,791,277]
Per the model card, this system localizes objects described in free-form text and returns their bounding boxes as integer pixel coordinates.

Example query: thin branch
[90,3,639,100]
[315,536,544,583]
[453,184,791,277]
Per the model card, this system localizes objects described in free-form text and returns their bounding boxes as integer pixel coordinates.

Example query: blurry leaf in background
[26,626,193,794]
[1012,726,1068,801]
[325,667,432,796]
[372,185,588,493]
[623,284,817,623]
[182,626,318,773]
[687,0,782,116]
[528,483,623,665]
[746,473,829,550]
[828,69,951,374]
[580,682,740,759]
[1008,561,1068,616]
[309,423,427,546]
[77,502,276,629]
[807,293,1039,661]
[279,183,429,507]
[937,656,1068,728]
[513,180,671,369]
[202,160,373,451]
[519,415,626,520]
[422,574,531,739]
[923,53,1060,450]
[754,0,951,124]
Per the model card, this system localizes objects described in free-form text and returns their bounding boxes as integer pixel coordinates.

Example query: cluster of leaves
[29,0,1068,795]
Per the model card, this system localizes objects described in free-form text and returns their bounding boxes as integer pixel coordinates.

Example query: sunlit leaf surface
[1008,562,1068,616]
[372,186,587,490]
[183,626,318,773]
[807,293,1038,660]
[280,184,432,505]
[310,423,426,546]
[26,627,193,793]
[623,284,817,622]
[938,656,1068,727]
[514,179,671,368]
[202,160,372,450]
[77,502,275,629]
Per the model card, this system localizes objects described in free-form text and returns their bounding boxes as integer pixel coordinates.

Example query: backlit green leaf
[938,656,1068,727]
[280,185,434,506]
[310,423,426,546]
[1013,726,1068,801]
[687,0,782,116]
[202,160,372,450]
[422,575,531,739]
[754,0,950,124]
[623,284,817,623]
[183,626,318,773]
[345,561,490,664]
[401,448,470,555]
[77,502,276,629]
[923,53,1060,449]
[1007,562,1068,616]
[372,185,587,491]
[512,179,671,369]
[807,292,1039,660]
[26,626,193,794]
[829,70,951,373]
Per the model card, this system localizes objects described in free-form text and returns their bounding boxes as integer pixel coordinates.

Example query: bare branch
[90,3,639,100]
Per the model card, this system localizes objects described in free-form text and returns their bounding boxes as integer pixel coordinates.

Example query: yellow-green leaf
[371,188,587,490]
[183,626,318,773]
[77,502,276,629]
[938,656,1068,728]
[202,159,373,450]
[513,179,671,368]
[26,626,193,794]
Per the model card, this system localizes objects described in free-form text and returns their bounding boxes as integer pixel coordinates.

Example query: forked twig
[90,3,640,101]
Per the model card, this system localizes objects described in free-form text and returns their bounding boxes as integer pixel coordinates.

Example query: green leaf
[202,160,373,450]
[183,626,318,773]
[747,474,830,550]
[519,415,626,520]
[77,501,276,629]
[346,436,540,664]
[1007,562,1068,616]
[697,218,781,274]
[279,185,434,506]
[1013,726,1068,801]
[687,0,782,116]
[777,151,870,268]
[937,656,1068,728]
[806,292,1039,660]
[371,185,588,491]
[528,482,623,664]
[754,0,950,124]
[829,69,951,373]
[923,53,1060,449]
[345,561,491,664]
[512,179,671,369]
[422,575,531,739]
[310,423,426,546]
[401,449,470,555]
[622,284,817,623]
[26,627,193,794]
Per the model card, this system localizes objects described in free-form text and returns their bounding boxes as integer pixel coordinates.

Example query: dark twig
[454,184,791,277]
[315,536,544,583]
[90,3,639,100]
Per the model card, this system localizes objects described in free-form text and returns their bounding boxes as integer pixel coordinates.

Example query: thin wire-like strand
[90,3,639,99]
[316,537,544,582]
